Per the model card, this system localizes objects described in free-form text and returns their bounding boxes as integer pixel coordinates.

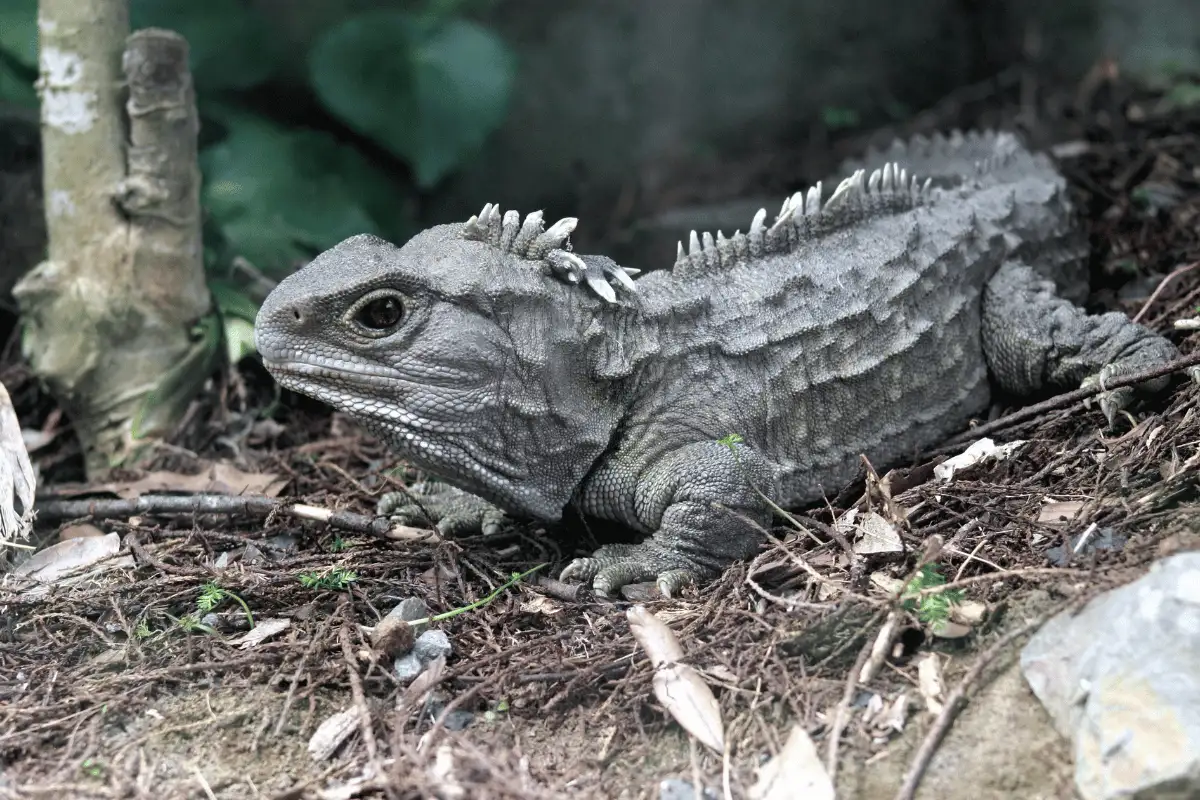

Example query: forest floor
[1,68,1198,800]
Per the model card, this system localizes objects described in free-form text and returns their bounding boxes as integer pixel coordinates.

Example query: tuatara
[255,130,1195,596]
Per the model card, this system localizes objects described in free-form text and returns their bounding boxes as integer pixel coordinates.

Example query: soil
[1,68,1198,800]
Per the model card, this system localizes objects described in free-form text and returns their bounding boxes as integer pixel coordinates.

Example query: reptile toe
[560,548,703,598]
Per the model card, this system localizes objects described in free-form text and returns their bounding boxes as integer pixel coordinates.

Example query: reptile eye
[352,291,405,334]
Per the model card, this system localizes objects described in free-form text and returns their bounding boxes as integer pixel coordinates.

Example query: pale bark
[13,0,218,477]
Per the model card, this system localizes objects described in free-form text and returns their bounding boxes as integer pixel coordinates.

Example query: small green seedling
[197,581,255,629]
[81,759,106,780]
[901,564,964,625]
[298,567,359,591]
[174,612,219,636]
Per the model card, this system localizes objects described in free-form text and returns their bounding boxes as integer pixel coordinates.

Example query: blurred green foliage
[0,0,516,359]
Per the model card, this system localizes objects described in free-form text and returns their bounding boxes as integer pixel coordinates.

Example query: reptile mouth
[259,355,399,383]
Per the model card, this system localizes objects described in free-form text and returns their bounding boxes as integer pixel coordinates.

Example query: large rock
[1021,552,1200,800]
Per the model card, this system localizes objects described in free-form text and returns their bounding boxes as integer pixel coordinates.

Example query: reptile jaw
[260,357,565,519]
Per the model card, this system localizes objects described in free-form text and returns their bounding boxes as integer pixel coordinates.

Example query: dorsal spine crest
[461,204,639,304]
[672,161,934,276]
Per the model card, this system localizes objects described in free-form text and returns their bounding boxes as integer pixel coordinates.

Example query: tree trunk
[14,0,219,477]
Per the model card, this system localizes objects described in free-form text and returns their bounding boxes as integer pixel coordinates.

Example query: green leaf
[1160,81,1200,111]
[223,317,257,365]
[208,278,261,323]
[130,0,279,91]
[0,0,36,69]
[309,11,515,187]
[199,111,411,276]
[0,55,36,108]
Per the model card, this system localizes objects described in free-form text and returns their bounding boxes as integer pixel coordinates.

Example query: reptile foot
[378,482,507,537]
[1081,363,1163,428]
[559,543,703,598]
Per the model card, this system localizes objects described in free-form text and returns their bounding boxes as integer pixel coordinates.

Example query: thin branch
[33,493,441,543]
[1132,261,1199,323]
[941,350,1200,447]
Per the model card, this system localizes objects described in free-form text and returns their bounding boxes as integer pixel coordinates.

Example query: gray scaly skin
[255,130,1197,597]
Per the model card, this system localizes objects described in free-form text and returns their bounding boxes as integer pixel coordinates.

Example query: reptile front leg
[563,440,773,597]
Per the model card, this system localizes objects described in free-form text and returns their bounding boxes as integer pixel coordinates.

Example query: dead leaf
[934,438,1026,483]
[627,605,724,754]
[869,571,905,595]
[748,723,834,800]
[841,509,903,555]
[518,595,563,616]
[929,619,973,639]
[916,653,945,714]
[308,709,358,761]
[626,604,685,666]
[949,600,989,625]
[428,745,466,800]
[13,532,126,584]
[1037,500,1084,526]
[703,664,738,684]
[48,462,289,501]
[232,617,291,650]
[99,463,287,499]
[59,523,106,540]
[882,693,909,734]
[651,664,725,754]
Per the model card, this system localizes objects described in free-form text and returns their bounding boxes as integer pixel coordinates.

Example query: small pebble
[241,543,266,565]
[413,629,452,662]
[393,652,424,682]
[442,710,474,731]
[394,597,430,637]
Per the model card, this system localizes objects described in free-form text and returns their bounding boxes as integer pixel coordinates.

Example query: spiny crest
[673,161,934,275]
[461,203,639,304]
[858,129,1024,177]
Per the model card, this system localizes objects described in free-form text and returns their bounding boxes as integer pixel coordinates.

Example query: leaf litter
[0,73,1198,799]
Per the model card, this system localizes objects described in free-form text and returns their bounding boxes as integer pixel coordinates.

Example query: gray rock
[1021,552,1200,800]
[413,629,452,663]
[391,652,424,681]
[393,652,424,683]
[383,596,430,638]
[442,710,474,732]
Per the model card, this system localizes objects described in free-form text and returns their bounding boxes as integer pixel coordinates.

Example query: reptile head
[254,225,625,521]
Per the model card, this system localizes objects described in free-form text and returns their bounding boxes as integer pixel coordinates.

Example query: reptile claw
[1082,364,1138,428]
[560,550,702,598]
[378,482,507,537]
[558,557,601,587]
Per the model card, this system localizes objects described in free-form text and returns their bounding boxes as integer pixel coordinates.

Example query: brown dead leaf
[1037,500,1085,526]
[58,462,288,499]
[627,605,724,754]
[916,653,946,714]
[116,463,286,498]
[59,523,106,540]
[748,723,834,800]
[13,532,130,585]
[518,595,563,616]
[308,709,358,762]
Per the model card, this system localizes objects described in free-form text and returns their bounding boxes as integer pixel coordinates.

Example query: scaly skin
[255,130,1194,597]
